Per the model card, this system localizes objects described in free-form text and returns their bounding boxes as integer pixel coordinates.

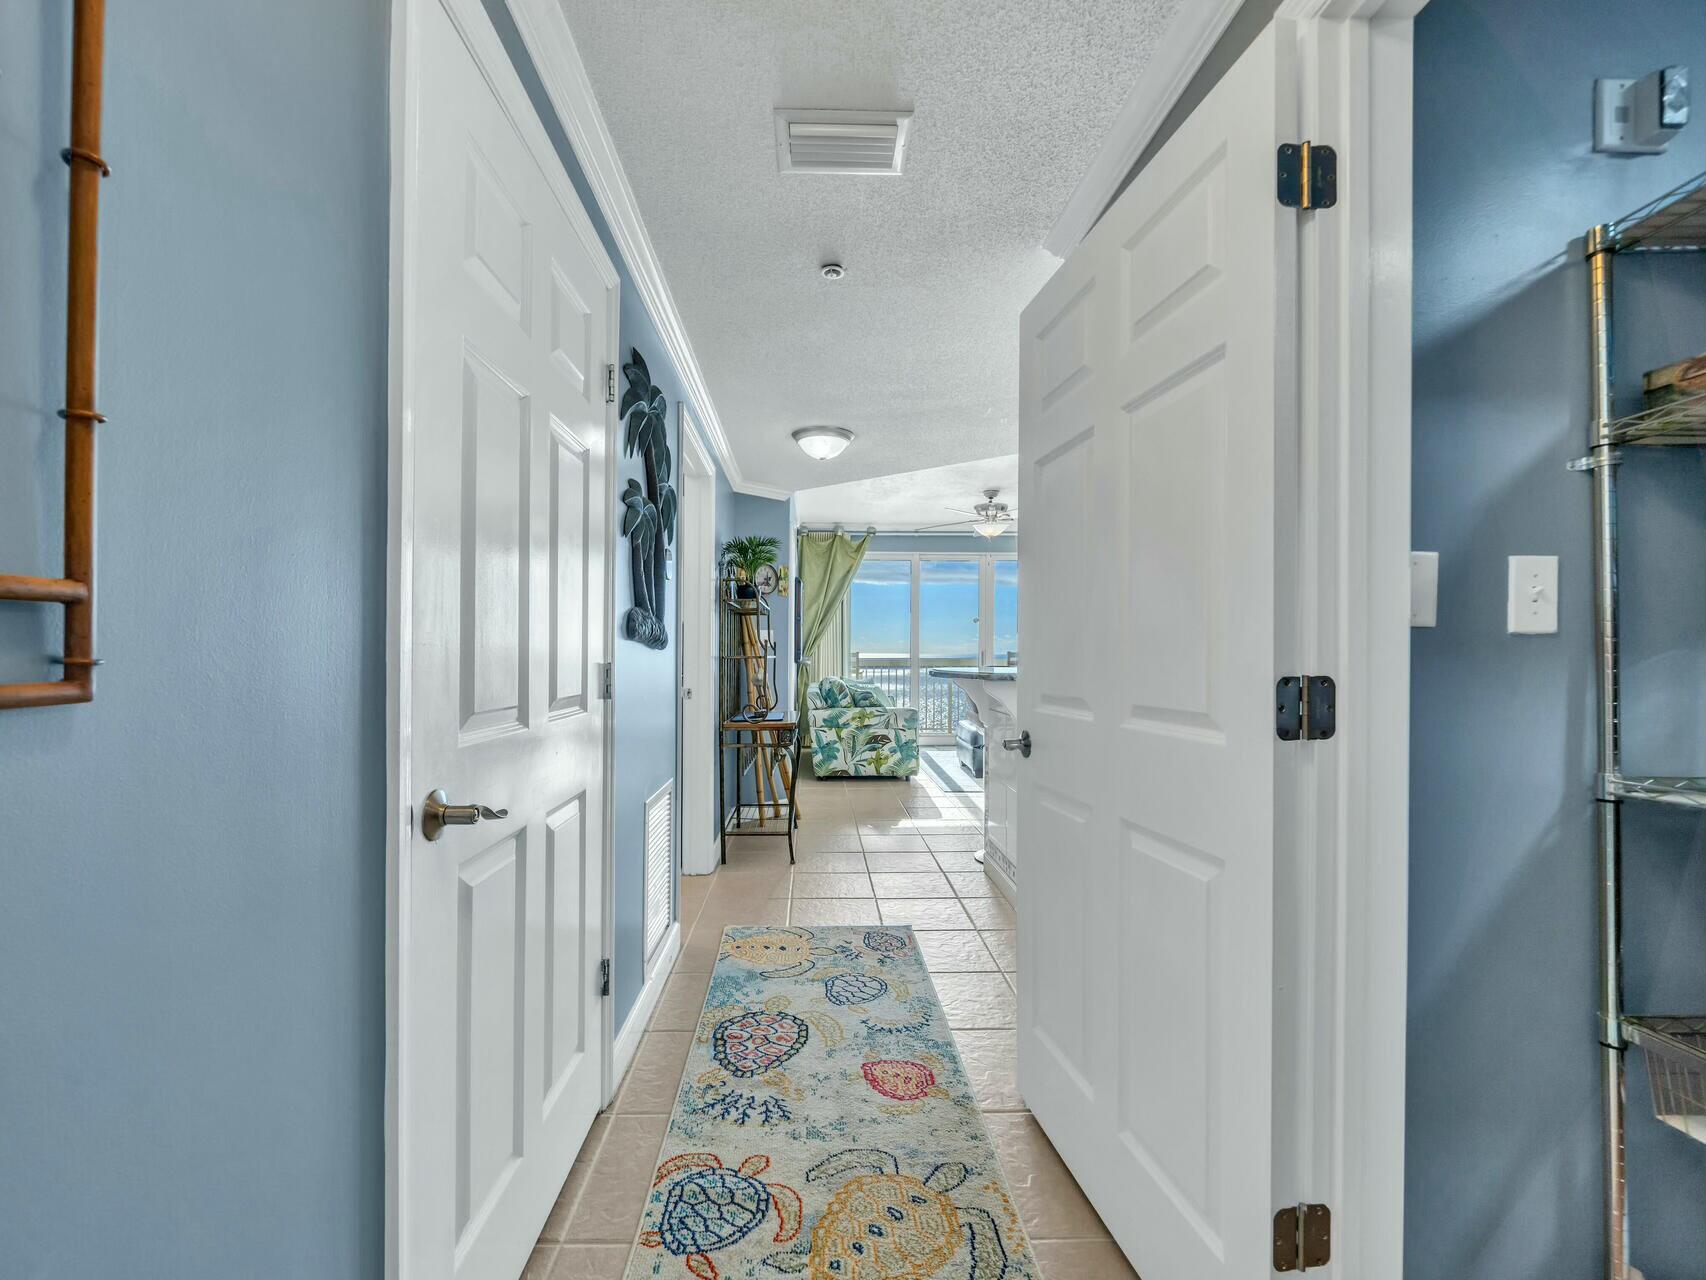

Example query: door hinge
[1274,1203,1332,1272]
[1277,141,1338,210]
[605,364,617,404]
[598,958,611,997]
[598,661,614,700]
[1276,675,1336,741]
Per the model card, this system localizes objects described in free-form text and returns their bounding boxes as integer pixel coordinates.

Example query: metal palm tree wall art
[619,348,676,649]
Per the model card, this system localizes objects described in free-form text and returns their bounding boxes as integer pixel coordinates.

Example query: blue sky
[849,558,1017,661]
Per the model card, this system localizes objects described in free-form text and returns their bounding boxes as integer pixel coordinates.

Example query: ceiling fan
[920,488,1017,539]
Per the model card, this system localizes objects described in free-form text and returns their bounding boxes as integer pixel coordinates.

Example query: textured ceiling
[796,454,1018,530]
[558,0,1182,493]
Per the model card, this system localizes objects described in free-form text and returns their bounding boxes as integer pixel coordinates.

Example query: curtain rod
[798,525,1015,538]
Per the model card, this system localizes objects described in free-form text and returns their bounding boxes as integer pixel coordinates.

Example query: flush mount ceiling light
[774,109,914,176]
[792,426,855,460]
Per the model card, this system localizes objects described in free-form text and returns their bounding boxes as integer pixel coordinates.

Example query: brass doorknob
[421,789,509,842]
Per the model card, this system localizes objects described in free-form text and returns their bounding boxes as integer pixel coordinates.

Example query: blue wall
[1410,3,1706,1277]
[723,491,796,810]
[730,491,797,707]
[0,1,390,1274]
[481,0,701,1030]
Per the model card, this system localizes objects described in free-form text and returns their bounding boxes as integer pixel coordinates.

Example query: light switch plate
[1410,551,1438,627]
[1508,555,1559,634]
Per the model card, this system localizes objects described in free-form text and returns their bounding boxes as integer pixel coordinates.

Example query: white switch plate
[1508,555,1559,634]
[1410,551,1438,627]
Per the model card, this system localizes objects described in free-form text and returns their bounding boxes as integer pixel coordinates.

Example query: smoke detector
[774,109,913,176]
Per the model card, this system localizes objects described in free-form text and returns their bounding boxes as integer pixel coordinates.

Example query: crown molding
[505,0,789,499]
[1042,0,1246,259]
[1277,0,1430,18]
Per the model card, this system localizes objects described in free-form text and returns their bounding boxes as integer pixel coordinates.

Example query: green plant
[721,535,781,583]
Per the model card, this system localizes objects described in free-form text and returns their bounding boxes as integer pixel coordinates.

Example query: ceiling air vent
[774,109,913,176]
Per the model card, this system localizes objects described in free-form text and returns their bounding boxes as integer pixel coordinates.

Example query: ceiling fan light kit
[792,425,855,460]
[920,487,1017,538]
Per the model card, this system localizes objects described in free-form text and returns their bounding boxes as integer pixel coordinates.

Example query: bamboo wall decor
[618,348,676,650]
[0,0,109,710]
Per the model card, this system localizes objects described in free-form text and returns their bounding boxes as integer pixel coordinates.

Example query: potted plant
[721,535,780,599]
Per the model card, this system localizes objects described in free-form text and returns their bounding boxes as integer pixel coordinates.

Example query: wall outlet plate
[1508,555,1559,635]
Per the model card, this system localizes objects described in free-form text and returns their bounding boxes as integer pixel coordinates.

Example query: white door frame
[384,0,619,1272]
[1273,7,1421,1276]
[677,404,719,875]
[1044,3,1423,1274]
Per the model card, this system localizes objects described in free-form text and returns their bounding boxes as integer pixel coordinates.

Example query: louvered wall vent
[774,109,913,175]
[643,780,674,967]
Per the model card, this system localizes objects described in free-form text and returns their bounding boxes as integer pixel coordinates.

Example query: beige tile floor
[525,770,1138,1280]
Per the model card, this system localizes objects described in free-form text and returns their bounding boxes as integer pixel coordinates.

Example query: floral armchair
[806,677,920,778]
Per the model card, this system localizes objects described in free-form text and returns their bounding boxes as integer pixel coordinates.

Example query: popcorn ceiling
[557,0,1183,492]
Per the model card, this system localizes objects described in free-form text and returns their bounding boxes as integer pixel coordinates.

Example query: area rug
[625,924,1040,1280]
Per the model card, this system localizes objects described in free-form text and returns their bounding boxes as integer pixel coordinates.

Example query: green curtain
[795,529,871,723]
[807,594,852,684]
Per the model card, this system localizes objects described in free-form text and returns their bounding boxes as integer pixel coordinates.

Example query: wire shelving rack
[1582,168,1706,1280]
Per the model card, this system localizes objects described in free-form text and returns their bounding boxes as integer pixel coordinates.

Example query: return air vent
[643,779,674,968]
[774,109,913,175]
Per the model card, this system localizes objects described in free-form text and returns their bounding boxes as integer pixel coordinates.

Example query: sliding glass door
[848,557,913,707]
[992,558,1018,666]
[849,551,1017,742]
[918,556,980,737]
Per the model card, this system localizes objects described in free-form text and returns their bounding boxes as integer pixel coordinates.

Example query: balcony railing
[850,654,1009,737]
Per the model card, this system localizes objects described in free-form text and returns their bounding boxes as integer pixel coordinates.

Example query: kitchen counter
[930,669,1020,901]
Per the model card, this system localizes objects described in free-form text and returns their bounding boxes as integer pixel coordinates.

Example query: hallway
[525,768,1134,1278]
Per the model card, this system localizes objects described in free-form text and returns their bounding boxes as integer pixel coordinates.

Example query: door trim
[384,0,620,1273]
[677,404,720,876]
[1278,10,1420,1277]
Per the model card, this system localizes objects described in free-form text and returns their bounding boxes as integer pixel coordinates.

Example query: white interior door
[1017,21,1298,1279]
[677,411,718,875]
[394,0,617,1275]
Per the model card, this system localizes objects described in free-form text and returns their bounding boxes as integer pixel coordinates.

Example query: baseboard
[983,838,1019,906]
[611,920,681,1096]
[683,831,721,877]
[683,838,722,877]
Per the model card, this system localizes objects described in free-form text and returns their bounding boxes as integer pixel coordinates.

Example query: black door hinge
[605,364,617,404]
[1277,141,1337,210]
[1274,1203,1331,1272]
[598,958,611,997]
[1276,675,1336,741]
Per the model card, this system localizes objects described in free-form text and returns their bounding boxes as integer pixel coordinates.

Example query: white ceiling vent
[774,109,913,176]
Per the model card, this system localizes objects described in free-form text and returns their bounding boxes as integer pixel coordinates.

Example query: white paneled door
[1018,22,1299,1280]
[395,1,617,1276]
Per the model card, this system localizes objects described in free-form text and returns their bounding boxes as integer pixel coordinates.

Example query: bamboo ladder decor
[0,0,109,711]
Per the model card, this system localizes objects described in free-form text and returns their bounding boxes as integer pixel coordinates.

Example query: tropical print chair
[806,677,920,778]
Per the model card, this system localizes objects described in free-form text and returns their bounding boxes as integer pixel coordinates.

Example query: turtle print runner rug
[624,924,1041,1280]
